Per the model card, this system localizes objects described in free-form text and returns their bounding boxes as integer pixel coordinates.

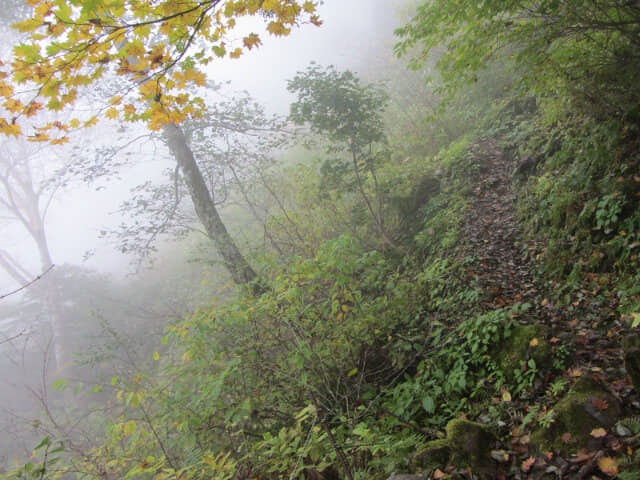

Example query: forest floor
[449,138,638,479]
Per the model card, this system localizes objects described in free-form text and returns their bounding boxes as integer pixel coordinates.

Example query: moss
[412,439,451,469]
[413,420,496,477]
[530,377,620,455]
[623,334,640,390]
[445,419,496,475]
[494,324,552,379]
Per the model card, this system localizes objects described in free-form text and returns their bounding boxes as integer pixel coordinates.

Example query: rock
[446,419,497,475]
[412,439,451,469]
[623,334,640,390]
[614,423,633,437]
[493,324,552,381]
[530,376,621,455]
[412,420,497,477]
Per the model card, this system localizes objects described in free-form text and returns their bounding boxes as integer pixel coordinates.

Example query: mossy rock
[623,334,640,390]
[412,420,496,478]
[412,439,450,469]
[446,419,496,475]
[494,324,552,379]
[530,376,621,455]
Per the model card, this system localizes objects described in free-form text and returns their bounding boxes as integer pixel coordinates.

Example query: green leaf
[123,420,137,435]
[34,436,51,450]
[51,378,68,391]
[422,396,435,413]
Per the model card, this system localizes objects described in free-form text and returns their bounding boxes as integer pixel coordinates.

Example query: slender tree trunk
[163,123,260,287]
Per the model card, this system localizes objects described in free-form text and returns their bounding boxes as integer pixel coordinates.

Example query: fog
[0,0,407,469]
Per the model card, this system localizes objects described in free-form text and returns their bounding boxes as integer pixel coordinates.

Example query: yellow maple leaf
[27,132,49,142]
[84,116,99,127]
[105,107,119,119]
[0,120,21,137]
[242,33,261,50]
[229,48,243,59]
[3,98,22,113]
[50,136,69,145]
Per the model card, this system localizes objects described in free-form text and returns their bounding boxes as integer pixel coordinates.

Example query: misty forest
[0,0,640,479]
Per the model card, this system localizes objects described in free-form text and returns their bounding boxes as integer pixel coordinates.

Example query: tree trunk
[163,123,260,287]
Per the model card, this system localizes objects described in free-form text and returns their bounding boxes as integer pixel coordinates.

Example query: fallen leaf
[433,468,446,479]
[522,456,536,472]
[543,451,553,461]
[570,450,594,464]
[591,427,607,438]
[568,368,582,378]
[592,397,609,410]
[597,456,619,477]
[549,337,561,344]
[541,298,549,306]
[561,432,572,443]
[502,390,512,402]
[529,337,539,347]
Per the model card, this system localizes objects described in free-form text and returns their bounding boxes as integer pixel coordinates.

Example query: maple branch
[0,264,54,300]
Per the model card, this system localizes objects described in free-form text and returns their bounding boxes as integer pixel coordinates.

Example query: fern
[617,471,640,480]
[620,416,640,435]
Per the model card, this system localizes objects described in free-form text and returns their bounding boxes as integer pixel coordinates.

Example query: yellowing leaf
[3,98,22,112]
[105,107,119,119]
[84,116,99,127]
[153,351,160,361]
[123,420,137,436]
[50,136,69,145]
[597,457,619,477]
[242,33,261,50]
[229,48,243,59]
[590,427,607,438]
[501,390,512,402]
[529,337,539,347]
[27,133,49,142]
[0,120,22,137]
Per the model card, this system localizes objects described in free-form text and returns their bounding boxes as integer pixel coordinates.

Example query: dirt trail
[462,139,539,310]
[454,138,636,479]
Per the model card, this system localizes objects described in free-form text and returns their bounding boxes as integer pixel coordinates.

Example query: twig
[0,264,54,300]
[310,391,354,480]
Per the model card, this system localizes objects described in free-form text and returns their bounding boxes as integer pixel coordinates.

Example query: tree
[99,87,286,287]
[0,137,68,367]
[395,0,640,123]
[1,0,321,287]
[287,64,402,253]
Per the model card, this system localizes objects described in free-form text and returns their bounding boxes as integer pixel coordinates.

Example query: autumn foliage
[1,0,321,139]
